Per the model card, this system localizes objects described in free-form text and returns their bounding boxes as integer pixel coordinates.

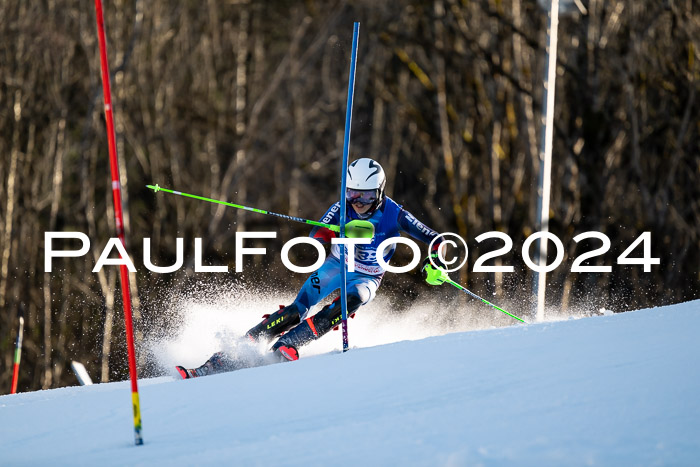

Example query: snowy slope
[1,300,699,466]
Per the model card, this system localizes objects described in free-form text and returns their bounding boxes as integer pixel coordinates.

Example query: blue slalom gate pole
[339,22,360,352]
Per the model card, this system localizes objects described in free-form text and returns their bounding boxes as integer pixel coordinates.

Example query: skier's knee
[348,284,374,312]
[285,302,305,318]
[346,292,364,314]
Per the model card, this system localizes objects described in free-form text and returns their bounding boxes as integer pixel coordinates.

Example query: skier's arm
[397,209,443,251]
[397,209,449,284]
[309,202,341,244]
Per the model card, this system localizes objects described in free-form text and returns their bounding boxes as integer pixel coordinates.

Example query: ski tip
[146,184,160,192]
[175,365,191,379]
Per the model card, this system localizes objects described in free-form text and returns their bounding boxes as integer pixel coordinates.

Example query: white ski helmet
[346,158,386,217]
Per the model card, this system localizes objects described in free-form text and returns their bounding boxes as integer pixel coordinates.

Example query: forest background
[1,0,698,393]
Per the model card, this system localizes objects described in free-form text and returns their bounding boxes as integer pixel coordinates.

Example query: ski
[175,366,197,379]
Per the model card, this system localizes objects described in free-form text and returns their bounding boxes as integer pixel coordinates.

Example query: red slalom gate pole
[94,0,143,445]
[10,316,24,394]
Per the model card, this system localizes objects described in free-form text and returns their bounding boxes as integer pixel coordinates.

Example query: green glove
[421,254,449,286]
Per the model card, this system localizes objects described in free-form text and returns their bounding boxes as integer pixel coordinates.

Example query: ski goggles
[346,188,378,206]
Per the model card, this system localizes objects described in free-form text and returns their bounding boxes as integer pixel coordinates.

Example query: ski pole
[424,265,527,323]
[146,184,374,239]
[10,316,24,394]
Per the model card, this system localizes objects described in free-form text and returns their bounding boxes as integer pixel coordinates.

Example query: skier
[177,158,446,378]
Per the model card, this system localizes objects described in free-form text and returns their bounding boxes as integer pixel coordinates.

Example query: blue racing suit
[212,198,445,371]
[266,197,442,350]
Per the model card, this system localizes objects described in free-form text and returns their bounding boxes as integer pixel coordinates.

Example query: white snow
[1,299,699,466]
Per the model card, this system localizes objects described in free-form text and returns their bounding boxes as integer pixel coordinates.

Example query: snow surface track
[1,300,698,466]
[143,284,534,376]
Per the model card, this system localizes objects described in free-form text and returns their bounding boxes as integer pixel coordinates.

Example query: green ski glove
[421,253,449,286]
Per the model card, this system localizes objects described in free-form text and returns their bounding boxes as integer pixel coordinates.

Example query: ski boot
[245,304,301,343]
[176,351,228,379]
[271,341,299,362]
[270,295,362,361]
